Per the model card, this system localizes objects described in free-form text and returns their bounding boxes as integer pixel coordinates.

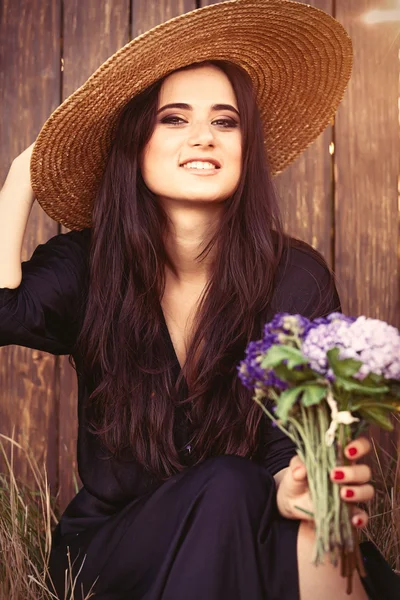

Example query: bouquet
[238,312,400,593]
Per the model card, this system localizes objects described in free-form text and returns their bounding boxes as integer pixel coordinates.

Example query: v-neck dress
[0,229,341,600]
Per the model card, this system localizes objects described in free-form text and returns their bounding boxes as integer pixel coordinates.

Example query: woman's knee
[195,455,274,508]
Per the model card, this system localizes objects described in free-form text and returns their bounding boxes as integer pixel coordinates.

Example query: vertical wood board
[131,0,196,36]
[334,0,399,327]
[0,0,61,489]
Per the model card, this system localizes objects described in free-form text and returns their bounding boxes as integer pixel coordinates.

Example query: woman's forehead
[158,65,238,109]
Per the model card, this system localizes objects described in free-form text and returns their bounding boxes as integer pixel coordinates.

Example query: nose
[187,121,216,147]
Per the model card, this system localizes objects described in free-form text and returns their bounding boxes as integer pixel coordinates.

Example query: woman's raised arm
[0,143,36,289]
[0,143,90,355]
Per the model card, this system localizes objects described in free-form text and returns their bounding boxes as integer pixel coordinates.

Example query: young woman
[0,2,398,599]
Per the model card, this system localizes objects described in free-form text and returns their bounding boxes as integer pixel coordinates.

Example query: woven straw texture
[30,0,353,230]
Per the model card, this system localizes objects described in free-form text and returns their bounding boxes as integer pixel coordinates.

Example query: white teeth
[182,161,217,170]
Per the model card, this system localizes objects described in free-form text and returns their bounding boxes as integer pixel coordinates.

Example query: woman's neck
[161,198,223,284]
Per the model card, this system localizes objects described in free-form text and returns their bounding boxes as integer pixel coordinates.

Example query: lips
[179,157,221,168]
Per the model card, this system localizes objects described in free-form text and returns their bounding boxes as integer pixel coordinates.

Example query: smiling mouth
[180,160,221,170]
[180,166,219,176]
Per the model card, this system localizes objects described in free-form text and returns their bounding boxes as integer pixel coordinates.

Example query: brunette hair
[77,61,330,479]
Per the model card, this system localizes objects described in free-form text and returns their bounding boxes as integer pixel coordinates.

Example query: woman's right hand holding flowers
[276,436,375,528]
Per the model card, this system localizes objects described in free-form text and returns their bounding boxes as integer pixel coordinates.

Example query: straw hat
[30,0,353,231]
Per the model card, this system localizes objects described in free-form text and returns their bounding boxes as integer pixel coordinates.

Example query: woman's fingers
[340,483,375,503]
[289,455,307,481]
[330,463,372,484]
[344,436,372,460]
[350,507,369,529]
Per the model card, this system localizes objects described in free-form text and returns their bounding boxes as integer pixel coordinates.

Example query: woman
[0,1,398,599]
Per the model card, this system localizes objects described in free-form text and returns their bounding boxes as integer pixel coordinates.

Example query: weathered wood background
[0,0,399,510]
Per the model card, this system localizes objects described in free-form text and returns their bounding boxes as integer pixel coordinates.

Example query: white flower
[325,392,360,447]
[302,315,400,381]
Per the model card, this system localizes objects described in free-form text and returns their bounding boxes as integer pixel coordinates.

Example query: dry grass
[360,428,400,573]
[0,430,399,598]
[0,434,95,600]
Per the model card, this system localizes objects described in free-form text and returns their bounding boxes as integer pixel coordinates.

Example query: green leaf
[275,387,303,422]
[389,383,400,398]
[351,400,400,412]
[357,406,394,431]
[365,372,386,385]
[301,384,327,407]
[333,376,389,395]
[327,347,363,378]
[274,363,317,383]
[274,383,327,422]
[261,346,309,370]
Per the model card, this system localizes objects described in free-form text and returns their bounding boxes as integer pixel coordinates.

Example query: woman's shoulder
[36,227,91,256]
[18,227,92,301]
[25,227,91,273]
[271,236,340,319]
[277,236,331,279]
[0,229,92,355]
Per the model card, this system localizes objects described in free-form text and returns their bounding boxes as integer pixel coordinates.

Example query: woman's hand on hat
[276,436,374,528]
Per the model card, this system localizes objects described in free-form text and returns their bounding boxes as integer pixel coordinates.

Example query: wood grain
[131,0,196,36]
[0,0,61,490]
[334,0,399,326]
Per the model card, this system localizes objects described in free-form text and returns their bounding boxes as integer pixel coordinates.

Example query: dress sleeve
[260,242,341,476]
[0,229,90,355]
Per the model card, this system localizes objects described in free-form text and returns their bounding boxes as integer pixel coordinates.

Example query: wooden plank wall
[0,0,61,489]
[0,0,399,510]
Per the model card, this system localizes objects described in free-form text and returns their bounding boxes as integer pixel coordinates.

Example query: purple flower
[340,317,400,380]
[238,335,288,391]
[264,313,314,341]
[301,319,351,376]
[239,313,318,392]
[238,338,289,390]
[313,312,355,326]
[302,315,400,381]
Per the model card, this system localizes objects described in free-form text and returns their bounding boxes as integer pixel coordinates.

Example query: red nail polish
[333,470,345,480]
[348,446,358,457]
[354,517,364,527]
[345,489,355,498]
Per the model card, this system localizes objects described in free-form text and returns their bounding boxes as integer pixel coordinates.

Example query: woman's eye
[159,116,238,128]
[160,116,186,125]
[212,118,238,128]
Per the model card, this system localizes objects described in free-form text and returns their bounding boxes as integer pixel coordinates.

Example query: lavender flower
[312,312,356,327]
[340,317,400,380]
[302,315,400,380]
[301,318,352,376]
[266,313,313,340]
[238,337,288,390]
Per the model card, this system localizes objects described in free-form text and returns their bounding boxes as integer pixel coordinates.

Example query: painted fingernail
[353,517,364,527]
[333,470,345,480]
[348,446,358,457]
[345,489,355,498]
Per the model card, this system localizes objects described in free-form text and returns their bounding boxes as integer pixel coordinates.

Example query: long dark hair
[77,60,328,479]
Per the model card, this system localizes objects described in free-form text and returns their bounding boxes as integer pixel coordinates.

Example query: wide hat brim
[30,0,353,231]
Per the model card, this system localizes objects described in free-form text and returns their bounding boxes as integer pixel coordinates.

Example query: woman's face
[141,65,242,205]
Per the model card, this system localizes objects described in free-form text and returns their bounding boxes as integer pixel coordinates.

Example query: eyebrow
[157,102,240,117]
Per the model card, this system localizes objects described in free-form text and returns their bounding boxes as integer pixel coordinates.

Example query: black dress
[0,230,341,600]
